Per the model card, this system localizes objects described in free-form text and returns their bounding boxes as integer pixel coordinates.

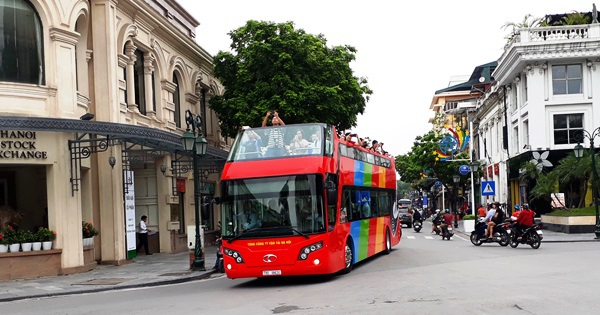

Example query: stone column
[144,52,156,118]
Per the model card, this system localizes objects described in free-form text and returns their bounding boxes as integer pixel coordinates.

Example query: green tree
[211,20,372,138]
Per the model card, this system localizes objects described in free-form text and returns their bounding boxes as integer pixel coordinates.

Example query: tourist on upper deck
[262,111,286,157]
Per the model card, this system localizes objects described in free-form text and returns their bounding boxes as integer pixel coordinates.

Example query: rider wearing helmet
[510,204,521,221]
[442,209,453,226]
[431,209,441,234]
[516,203,535,240]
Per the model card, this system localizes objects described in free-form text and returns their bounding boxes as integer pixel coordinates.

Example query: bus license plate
[262,270,282,276]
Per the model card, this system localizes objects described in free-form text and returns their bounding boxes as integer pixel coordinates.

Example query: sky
[177,0,595,157]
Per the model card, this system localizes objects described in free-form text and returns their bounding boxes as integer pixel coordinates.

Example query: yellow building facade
[0,0,228,279]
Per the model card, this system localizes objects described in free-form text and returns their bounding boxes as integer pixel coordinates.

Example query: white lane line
[406,236,416,239]
[424,236,434,240]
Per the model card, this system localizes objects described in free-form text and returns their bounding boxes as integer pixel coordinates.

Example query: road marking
[406,236,416,239]
[424,236,434,240]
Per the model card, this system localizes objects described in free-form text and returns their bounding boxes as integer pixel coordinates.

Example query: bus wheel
[383,230,391,255]
[339,241,353,274]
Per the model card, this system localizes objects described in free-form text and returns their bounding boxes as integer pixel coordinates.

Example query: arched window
[133,49,146,115]
[173,74,181,128]
[0,0,45,84]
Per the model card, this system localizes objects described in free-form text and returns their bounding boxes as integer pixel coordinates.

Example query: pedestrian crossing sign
[481,181,495,196]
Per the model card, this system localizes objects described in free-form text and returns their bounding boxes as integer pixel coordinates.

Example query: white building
[477,18,600,212]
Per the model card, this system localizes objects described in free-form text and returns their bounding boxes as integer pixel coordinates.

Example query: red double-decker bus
[219,123,401,278]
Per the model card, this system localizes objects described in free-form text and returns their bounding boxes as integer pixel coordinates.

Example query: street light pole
[182,110,208,270]
[574,127,600,239]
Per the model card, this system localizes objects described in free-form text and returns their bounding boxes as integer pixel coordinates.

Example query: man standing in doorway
[136,215,152,255]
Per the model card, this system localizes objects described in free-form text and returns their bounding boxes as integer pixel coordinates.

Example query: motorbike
[413,220,423,233]
[470,220,510,246]
[509,224,543,249]
[440,224,454,240]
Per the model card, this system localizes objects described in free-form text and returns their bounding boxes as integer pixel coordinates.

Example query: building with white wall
[478,19,600,212]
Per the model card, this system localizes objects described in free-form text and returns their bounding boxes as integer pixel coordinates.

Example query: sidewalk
[1,231,599,303]
[0,246,219,303]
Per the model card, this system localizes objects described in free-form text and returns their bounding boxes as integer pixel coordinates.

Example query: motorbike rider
[431,209,441,234]
[515,203,535,241]
[482,202,497,239]
[486,202,505,239]
[440,209,454,234]
[412,208,422,224]
[510,204,521,221]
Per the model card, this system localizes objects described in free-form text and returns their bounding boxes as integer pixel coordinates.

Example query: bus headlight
[298,241,323,261]
[224,248,245,264]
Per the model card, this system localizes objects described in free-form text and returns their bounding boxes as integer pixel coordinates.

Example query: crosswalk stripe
[424,236,434,239]
[407,236,415,239]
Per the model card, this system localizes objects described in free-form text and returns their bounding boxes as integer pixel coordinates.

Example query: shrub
[82,221,100,238]
[463,214,476,220]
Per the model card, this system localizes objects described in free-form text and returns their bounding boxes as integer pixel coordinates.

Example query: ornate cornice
[49,27,79,46]
[161,79,177,93]
[185,92,199,104]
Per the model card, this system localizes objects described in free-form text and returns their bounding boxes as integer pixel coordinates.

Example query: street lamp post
[453,174,460,227]
[574,127,600,239]
[182,110,208,270]
[469,160,480,217]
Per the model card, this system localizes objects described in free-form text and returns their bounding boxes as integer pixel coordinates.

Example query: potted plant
[20,230,35,252]
[4,225,20,253]
[37,227,56,250]
[82,221,100,246]
[463,214,476,233]
[0,226,9,253]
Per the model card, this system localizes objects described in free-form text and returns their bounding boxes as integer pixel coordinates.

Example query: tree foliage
[210,20,372,138]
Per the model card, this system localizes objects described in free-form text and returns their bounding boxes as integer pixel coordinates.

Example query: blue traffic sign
[459,165,470,175]
[435,181,442,188]
[481,181,496,196]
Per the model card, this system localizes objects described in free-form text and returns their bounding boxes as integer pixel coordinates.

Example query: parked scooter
[509,224,543,249]
[470,219,510,246]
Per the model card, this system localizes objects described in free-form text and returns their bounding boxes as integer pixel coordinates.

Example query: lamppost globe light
[182,130,196,152]
[195,136,208,156]
[574,143,584,158]
[453,174,460,183]
[470,160,480,172]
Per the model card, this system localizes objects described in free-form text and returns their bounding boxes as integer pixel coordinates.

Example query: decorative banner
[494,163,499,175]
[436,127,470,161]
[125,171,137,257]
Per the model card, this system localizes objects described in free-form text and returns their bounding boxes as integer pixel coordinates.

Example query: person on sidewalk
[136,215,152,255]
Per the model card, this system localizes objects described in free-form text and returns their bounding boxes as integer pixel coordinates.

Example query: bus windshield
[221,174,325,239]
[228,124,330,161]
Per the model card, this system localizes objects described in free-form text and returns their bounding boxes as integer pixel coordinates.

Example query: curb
[0,269,219,303]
